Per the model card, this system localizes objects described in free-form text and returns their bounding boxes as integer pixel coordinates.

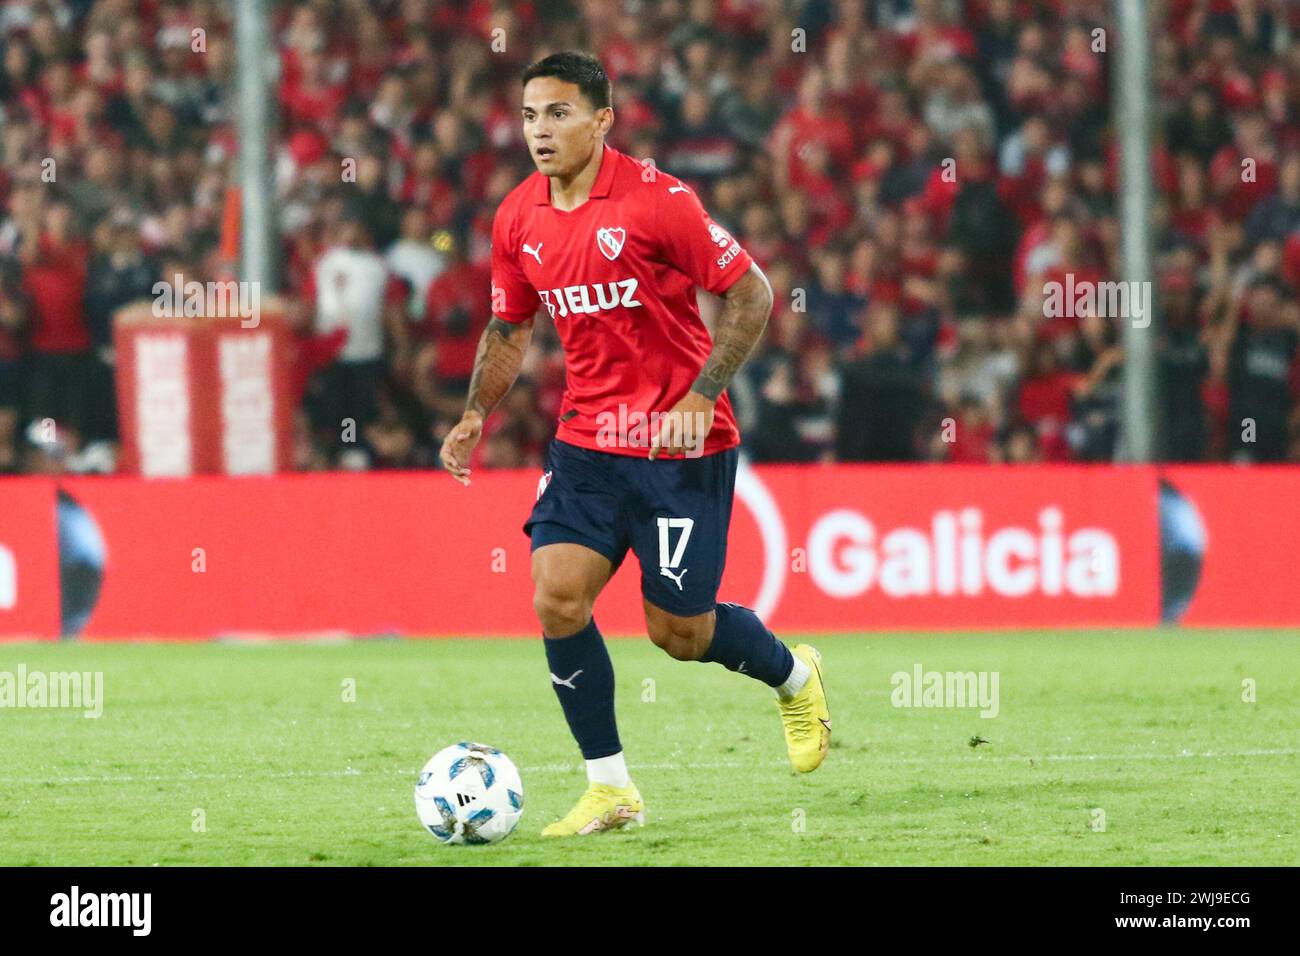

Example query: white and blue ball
[414,742,524,845]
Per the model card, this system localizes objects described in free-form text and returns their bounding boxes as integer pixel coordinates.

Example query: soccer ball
[414,742,524,845]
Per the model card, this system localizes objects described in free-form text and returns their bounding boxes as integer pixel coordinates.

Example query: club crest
[596,227,626,261]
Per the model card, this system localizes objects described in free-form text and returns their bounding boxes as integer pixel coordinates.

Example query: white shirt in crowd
[385,239,446,321]
[313,245,390,363]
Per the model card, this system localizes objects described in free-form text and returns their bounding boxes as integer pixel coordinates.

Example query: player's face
[521,77,610,178]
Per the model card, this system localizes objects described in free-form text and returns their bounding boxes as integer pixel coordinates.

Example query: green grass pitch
[2,630,1297,866]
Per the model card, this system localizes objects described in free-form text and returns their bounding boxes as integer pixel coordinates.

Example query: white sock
[775,654,811,700]
[586,752,630,788]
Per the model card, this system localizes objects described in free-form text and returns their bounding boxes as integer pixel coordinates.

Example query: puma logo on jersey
[537,278,642,319]
[660,566,688,590]
[550,669,583,690]
[668,183,691,194]
[522,242,543,265]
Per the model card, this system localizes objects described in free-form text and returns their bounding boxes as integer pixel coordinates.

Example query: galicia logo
[807,507,1117,599]
[730,464,1125,624]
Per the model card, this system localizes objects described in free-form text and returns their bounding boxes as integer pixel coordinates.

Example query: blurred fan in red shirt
[18,198,94,438]
[1017,339,1077,461]
[421,241,491,396]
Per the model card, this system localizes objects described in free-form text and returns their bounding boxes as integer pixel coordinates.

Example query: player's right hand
[440,412,483,486]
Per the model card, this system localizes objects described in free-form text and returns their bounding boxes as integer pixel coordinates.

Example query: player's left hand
[649,390,714,460]
[440,411,483,485]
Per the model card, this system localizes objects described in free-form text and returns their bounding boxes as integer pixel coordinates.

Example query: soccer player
[440,52,830,836]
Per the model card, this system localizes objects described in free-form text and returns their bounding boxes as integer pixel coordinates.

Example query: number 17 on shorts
[656,517,694,592]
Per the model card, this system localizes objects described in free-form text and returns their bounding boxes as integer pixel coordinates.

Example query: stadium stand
[1,0,1298,474]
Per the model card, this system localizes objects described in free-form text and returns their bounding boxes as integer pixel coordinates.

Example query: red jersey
[22,238,90,354]
[491,144,753,457]
[425,260,491,381]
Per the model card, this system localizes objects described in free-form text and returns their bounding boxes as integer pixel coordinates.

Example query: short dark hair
[522,51,611,110]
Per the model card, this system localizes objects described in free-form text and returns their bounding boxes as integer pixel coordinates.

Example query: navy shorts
[524,438,740,617]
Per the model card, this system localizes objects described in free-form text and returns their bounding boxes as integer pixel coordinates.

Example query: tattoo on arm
[691,266,774,401]
[465,316,533,418]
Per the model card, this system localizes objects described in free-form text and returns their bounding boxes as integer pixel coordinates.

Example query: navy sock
[701,602,794,688]
[543,618,621,760]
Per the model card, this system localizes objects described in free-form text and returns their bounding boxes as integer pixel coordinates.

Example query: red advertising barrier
[0,479,60,639]
[60,473,540,638]
[0,464,1294,639]
[114,306,294,477]
[734,465,1160,631]
[1161,467,1300,627]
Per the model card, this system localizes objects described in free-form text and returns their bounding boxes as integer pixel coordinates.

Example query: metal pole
[1114,0,1157,461]
[235,0,276,293]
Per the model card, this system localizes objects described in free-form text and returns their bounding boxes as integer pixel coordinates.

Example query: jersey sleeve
[654,181,754,296]
[490,202,540,324]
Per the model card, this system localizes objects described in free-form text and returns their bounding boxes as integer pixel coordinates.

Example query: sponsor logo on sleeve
[708,221,743,269]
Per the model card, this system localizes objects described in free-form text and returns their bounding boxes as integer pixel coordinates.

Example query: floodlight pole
[1114,0,1158,461]
[235,0,277,293]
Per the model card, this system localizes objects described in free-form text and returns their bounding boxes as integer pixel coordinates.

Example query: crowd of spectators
[2,0,1300,475]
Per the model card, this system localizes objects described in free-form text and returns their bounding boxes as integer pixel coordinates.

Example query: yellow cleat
[541,781,645,837]
[777,644,830,772]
